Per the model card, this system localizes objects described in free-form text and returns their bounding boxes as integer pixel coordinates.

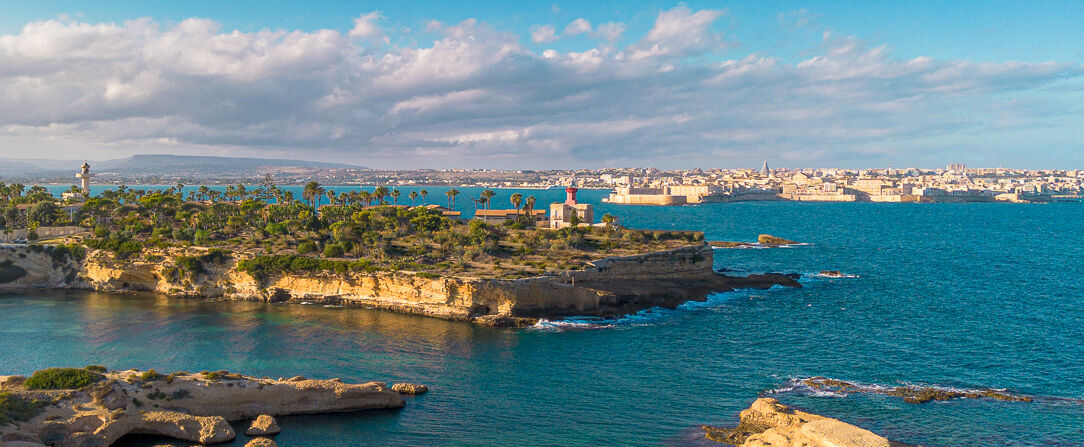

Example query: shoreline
[0,243,802,327]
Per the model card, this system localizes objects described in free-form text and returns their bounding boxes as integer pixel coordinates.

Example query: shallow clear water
[2,199,1083,446]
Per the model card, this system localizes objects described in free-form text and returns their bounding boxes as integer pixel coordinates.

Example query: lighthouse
[76,161,94,194]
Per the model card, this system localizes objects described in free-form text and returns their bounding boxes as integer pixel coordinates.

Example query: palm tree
[390,189,401,205]
[601,213,616,229]
[419,189,428,205]
[408,191,419,206]
[510,193,523,215]
[373,186,389,205]
[302,181,323,209]
[524,195,536,223]
[481,189,496,210]
[359,191,373,206]
[445,188,460,211]
[326,190,336,208]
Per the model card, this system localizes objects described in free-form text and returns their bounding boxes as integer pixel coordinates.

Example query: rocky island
[0,184,801,326]
[0,366,415,447]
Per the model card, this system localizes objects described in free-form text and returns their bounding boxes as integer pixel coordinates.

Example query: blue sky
[0,0,1080,169]
[3,0,1079,62]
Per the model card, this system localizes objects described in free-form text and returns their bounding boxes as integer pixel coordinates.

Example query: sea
[2,187,1082,446]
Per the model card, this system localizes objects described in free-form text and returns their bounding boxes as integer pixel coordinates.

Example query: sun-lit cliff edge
[0,243,800,326]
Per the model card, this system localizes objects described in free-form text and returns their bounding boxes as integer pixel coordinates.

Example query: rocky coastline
[0,367,416,447]
[0,243,801,327]
[702,398,915,447]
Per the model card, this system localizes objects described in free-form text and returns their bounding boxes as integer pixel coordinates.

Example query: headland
[0,366,413,447]
[0,182,801,326]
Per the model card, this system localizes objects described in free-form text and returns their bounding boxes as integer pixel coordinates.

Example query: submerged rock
[702,398,914,447]
[801,376,1033,404]
[819,270,844,277]
[392,383,429,395]
[245,414,281,436]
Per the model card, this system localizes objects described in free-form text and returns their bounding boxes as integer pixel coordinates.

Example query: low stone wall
[0,226,87,242]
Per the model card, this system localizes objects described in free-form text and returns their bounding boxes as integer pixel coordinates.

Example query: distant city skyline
[0,0,1081,169]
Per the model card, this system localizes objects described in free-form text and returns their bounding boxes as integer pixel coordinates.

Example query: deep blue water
[2,197,1083,446]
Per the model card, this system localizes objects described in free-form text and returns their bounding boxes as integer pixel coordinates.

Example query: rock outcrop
[0,242,802,326]
[245,414,280,436]
[757,235,798,246]
[391,383,428,395]
[702,398,914,447]
[0,368,408,447]
[245,437,278,447]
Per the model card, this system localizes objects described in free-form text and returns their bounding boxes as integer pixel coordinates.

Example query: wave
[711,242,813,250]
[764,376,1078,405]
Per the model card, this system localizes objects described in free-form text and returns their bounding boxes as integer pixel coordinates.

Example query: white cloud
[595,22,626,42]
[563,18,592,36]
[0,6,1080,168]
[349,11,387,43]
[626,6,727,61]
[530,24,556,43]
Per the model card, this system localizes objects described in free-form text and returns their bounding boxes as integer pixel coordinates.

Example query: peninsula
[0,366,413,447]
[0,180,800,326]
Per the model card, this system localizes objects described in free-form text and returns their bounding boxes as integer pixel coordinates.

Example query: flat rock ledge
[0,368,410,447]
[702,398,916,447]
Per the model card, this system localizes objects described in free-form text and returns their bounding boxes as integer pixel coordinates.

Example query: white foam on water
[532,286,790,331]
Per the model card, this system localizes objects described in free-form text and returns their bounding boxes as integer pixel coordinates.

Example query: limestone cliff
[703,398,915,447]
[0,243,799,325]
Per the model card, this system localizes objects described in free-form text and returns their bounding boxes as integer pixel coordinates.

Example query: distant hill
[0,155,364,179]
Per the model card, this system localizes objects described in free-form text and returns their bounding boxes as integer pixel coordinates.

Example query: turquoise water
[2,200,1083,446]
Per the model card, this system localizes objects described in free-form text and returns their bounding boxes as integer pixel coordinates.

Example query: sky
[0,0,1081,169]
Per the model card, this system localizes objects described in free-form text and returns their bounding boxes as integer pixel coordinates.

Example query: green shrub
[0,392,48,426]
[23,367,104,390]
[297,241,317,254]
[322,243,345,258]
[199,370,242,381]
[236,254,378,282]
[84,365,107,373]
[193,230,210,245]
[140,369,164,381]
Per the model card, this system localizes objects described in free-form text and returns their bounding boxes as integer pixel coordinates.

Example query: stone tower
[761,160,770,177]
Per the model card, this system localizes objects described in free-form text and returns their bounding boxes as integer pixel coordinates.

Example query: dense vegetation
[23,367,105,390]
[3,179,703,279]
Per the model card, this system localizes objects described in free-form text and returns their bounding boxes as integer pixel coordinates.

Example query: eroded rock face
[245,414,281,436]
[133,411,235,444]
[0,368,409,447]
[703,398,915,447]
[2,243,801,326]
